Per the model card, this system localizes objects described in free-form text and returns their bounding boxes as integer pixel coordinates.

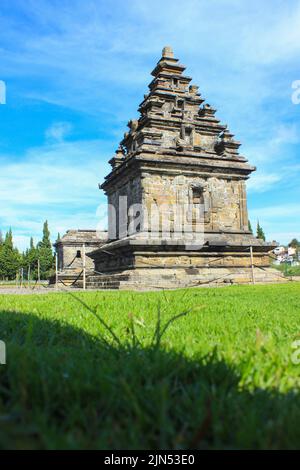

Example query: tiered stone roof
[57,230,107,245]
[106,46,250,177]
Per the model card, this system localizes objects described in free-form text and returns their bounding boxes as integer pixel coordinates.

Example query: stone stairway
[86,274,131,290]
[85,267,287,290]
[49,268,93,288]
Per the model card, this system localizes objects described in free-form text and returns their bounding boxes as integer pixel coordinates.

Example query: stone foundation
[87,234,282,290]
[86,267,285,290]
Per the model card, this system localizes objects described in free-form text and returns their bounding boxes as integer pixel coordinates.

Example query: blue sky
[0,0,299,250]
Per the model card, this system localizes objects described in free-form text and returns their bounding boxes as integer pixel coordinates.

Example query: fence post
[250,246,255,285]
[28,265,31,288]
[55,253,58,290]
[82,243,86,290]
[37,258,40,283]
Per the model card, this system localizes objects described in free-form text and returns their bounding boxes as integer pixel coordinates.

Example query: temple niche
[81,46,279,289]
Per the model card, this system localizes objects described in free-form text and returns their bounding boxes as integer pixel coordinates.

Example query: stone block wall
[107,175,143,239]
[141,173,249,235]
[59,244,98,271]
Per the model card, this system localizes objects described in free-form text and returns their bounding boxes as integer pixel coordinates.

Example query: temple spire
[151,46,186,77]
[162,46,174,59]
[110,46,245,163]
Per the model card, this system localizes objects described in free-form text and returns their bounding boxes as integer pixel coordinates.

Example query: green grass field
[0,283,300,449]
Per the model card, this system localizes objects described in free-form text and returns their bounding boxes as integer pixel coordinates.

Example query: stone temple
[56,46,279,289]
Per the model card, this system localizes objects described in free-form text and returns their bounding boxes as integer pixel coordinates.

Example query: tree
[248,220,253,234]
[256,221,266,241]
[23,237,39,280]
[0,230,3,278]
[289,239,300,248]
[37,221,54,279]
[0,230,3,271]
[289,239,300,258]
[40,220,52,250]
[5,228,13,250]
[0,229,21,280]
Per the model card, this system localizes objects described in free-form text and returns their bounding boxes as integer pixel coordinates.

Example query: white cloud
[244,122,300,195]
[268,232,300,245]
[249,204,300,245]
[270,124,300,147]
[45,121,72,142]
[13,234,36,253]
[245,124,300,166]
[247,173,282,193]
[2,0,300,116]
[0,138,110,250]
[251,203,300,219]
[0,140,109,206]
[242,2,300,65]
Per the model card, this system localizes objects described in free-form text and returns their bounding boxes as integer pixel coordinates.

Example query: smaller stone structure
[53,230,107,286]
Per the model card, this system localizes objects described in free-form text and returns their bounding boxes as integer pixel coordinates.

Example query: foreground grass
[0,283,300,449]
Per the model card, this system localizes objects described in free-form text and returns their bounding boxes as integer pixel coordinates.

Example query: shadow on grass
[0,310,299,450]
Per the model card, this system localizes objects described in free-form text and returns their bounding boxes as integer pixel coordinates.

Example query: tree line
[0,221,55,281]
[248,220,266,241]
[248,221,299,252]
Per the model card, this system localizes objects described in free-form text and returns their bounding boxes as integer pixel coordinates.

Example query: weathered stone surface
[60,47,280,289]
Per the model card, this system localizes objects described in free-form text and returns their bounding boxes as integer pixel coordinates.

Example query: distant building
[273,246,285,256]
[54,230,107,285]
[272,245,299,265]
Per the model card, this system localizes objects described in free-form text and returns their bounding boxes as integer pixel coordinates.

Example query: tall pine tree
[5,228,13,249]
[37,221,54,279]
[0,230,3,279]
[248,220,253,234]
[256,221,266,241]
[24,237,39,280]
